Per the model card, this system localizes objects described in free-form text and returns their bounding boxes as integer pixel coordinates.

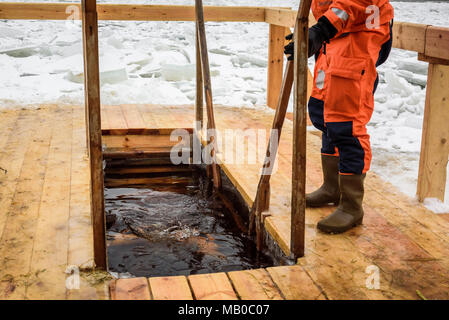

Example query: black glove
[284,16,338,60]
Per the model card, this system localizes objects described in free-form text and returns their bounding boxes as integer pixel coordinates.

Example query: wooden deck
[0,106,109,300]
[105,104,449,300]
[1,104,449,300]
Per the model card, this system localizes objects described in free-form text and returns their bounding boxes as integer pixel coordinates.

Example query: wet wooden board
[0,106,110,300]
[113,278,151,300]
[267,266,325,300]
[149,276,193,300]
[227,269,283,300]
[26,108,73,300]
[188,273,238,300]
[121,104,146,129]
[0,110,53,299]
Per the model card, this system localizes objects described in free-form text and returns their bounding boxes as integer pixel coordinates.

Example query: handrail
[0,3,266,22]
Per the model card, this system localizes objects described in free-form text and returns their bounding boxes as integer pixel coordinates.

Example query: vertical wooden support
[417,63,449,202]
[267,24,287,109]
[195,21,203,134]
[82,0,107,269]
[291,0,312,260]
[248,61,294,248]
[195,0,222,190]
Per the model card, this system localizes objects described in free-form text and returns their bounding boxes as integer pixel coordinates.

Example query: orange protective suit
[308,0,394,174]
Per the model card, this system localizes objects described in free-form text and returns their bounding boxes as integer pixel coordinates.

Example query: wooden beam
[195,0,222,190]
[265,8,316,27]
[267,24,287,110]
[81,0,107,270]
[195,20,204,133]
[418,53,449,66]
[291,0,312,260]
[111,278,151,300]
[265,8,434,55]
[249,61,294,248]
[392,22,427,53]
[417,63,449,202]
[425,26,449,61]
[0,3,265,21]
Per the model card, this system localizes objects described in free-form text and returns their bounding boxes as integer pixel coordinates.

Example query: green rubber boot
[317,174,366,234]
[306,155,340,207]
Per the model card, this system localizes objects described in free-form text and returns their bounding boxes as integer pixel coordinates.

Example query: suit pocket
[325,56,367,120]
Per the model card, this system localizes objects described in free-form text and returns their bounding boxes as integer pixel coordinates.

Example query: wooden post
[195,20,203,133]
[417,62,449,202]
[195,0,222,190]
[291,0,312,260]
[82,0,107,270]
[267,24,287,109]
[248,61,294,247]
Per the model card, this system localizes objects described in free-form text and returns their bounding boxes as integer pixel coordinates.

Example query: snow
[423,198,449,214]
[1,1,449,212]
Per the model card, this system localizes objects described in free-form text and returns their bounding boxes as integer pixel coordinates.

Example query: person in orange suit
[285,0,394,233]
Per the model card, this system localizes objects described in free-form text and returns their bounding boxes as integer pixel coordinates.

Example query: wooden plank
[418,53,449,66]
[26,108,73,300]
[249,61,294,244]
[392,22,427,53]
[417,63,449,202]
[425,26,449,61]
[0,111,19,156]
[291,0,312,259]
[0,3,265,22]
[109,280,117,300]
[100,106,110,130]
[120,104,146,129]
[267,24,286,110]
[102,135,181,149]
[82,0,107,270]
[106,106,128,132]
[266,9,427,53]
[188,273,238,300]
[265,8,316,28]
[103,127,193,136]
[67,106,109,300]
[105,177,193,188]
[196,0,222,189]
[267,266,325,300]
[0,110,52,300]
[106,166,192,175]
[228,269,283,300]
[149,276,193,300]
[0,109,37,298]
[196,23,204,133]
[137,104,157,128]
[113,278,151,300]
[67,106,94,270]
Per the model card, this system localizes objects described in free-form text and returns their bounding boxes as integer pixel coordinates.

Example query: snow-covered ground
[1,1,449,211]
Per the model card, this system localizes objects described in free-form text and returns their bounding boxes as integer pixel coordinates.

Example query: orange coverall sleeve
[322,0,380,34]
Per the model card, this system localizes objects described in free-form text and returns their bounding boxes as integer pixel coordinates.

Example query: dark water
[105,170,274,277]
